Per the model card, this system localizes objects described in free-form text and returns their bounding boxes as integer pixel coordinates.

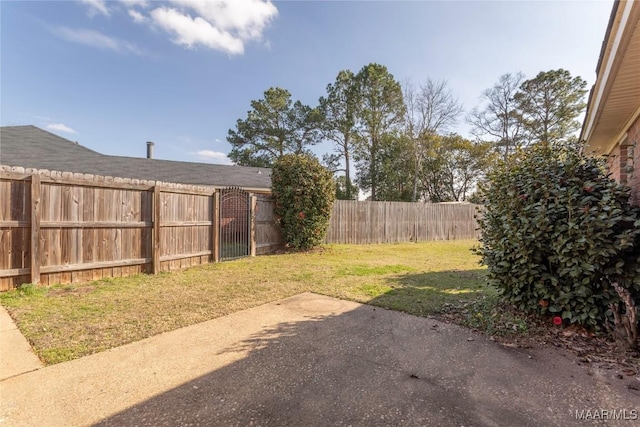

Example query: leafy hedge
[272,154,336,250]
[475,141,640,333]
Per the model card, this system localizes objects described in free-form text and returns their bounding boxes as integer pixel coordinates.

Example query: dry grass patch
[1,241,485,364]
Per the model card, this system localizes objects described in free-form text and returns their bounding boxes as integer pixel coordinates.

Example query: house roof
[0,125,272,190]
[581,0,640,154]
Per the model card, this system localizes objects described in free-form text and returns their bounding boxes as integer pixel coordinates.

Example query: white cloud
[120,0,149,7]
[168,0,278,40]
[80,0,110,16]
[128,9,148,24]
[54,27,142,55]
[77,0,278,55]
[47,123,77,134]
[150,7,244,54]
[139,0,278,55]
[193,150,233,165]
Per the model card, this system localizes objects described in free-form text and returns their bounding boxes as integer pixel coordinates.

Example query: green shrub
[272,154,336,250]
[475,141,640,333]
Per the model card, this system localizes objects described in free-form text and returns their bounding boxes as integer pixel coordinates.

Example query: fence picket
[325,200,480,244]
[0,169,480,290]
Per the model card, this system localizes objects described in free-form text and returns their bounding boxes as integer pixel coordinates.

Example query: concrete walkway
[0,305,43,381]
[1,293,638,426]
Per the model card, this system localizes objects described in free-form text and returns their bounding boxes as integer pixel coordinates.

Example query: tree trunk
[412,155,420,202]
[345,146,352,200]
[371,136,377,201]
[611,282,638,351]
[503,118,510,162]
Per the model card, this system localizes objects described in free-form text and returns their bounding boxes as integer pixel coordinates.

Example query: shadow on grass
[364,269,488,317]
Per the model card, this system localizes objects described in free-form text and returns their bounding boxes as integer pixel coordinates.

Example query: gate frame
[217,187,256,261]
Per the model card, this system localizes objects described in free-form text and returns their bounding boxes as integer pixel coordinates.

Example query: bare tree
[468,72,525,161]
[404,78,463,201]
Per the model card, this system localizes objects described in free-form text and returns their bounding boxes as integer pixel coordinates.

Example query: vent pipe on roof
[146,141,154,159]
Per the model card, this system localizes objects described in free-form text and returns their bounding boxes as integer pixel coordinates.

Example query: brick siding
[606,117,639,206]
[607,144,627,184]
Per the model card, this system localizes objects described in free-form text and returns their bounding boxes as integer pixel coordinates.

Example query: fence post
[213,190,220,262]
[250,194,257,257]
[30,174,41,284]
[152,185,160,274]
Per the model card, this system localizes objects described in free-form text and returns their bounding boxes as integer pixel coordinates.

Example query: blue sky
[1,0,614,165]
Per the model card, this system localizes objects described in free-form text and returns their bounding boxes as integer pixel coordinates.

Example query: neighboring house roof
[581,0,640,154]
[0,125,272,190]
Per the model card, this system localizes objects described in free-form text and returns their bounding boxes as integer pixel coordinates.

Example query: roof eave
[581,0,636,152]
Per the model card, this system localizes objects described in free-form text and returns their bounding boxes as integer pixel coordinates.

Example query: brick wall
[606,116,640,206]
[607,143,628,184]
[628,116,640,206]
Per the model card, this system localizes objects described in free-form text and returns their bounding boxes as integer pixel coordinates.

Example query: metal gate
[219,187,251,261]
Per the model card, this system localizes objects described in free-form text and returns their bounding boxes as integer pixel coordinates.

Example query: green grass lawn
[1,240,487,365]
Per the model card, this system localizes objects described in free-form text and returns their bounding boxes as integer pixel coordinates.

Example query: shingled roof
[0,125,272,190]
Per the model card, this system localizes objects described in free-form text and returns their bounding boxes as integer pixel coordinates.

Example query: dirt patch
[47,286,95,298]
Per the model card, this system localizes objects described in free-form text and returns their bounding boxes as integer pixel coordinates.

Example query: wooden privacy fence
[0,168,281,291]
[325,200,481,244]
[1,167,481,290]
[255,194,283,255]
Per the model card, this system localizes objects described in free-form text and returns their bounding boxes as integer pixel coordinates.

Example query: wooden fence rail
[0,169,279,291]
[1,168,481,291]
[325,200,481,244]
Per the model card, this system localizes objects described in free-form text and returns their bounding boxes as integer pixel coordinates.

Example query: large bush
[272,154,336,250]
[476,141,640,340]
